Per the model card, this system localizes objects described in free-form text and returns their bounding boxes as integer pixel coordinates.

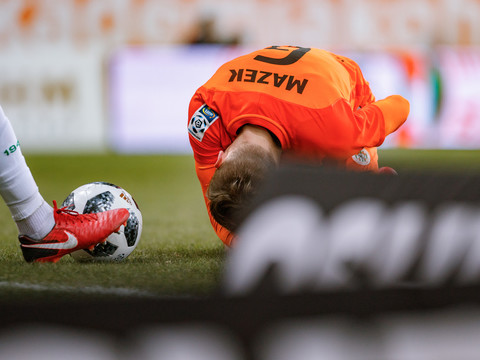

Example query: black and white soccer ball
[62,182,142,262]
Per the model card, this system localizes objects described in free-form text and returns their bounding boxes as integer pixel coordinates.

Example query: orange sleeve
[350,94,409,149]
[371,95,410,136]
[195,162,235,247]
[344,95,409,173]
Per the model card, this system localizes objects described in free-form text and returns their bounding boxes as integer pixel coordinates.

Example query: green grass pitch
[0,149,479,302]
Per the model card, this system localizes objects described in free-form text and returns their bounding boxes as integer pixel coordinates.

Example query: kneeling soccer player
[187,46,410,247]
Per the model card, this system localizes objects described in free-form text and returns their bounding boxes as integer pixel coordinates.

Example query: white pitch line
[0,281,161,298]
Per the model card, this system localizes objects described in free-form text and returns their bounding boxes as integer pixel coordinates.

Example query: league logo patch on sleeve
[352,148,371,166]
[188,104,219,141]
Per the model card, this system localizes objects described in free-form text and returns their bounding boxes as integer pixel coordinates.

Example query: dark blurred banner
[224,165,480,295]
[4,166,480,359]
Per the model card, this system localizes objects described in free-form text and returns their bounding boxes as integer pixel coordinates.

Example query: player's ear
[215,150,226,169]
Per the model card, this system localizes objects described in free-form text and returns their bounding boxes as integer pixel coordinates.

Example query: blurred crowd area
[0,0,480,153]
[1,0,480,49]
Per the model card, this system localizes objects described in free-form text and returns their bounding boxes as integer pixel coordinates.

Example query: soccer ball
[62,182,142,262]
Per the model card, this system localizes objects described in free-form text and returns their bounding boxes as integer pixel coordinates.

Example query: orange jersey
[188,46,409,246]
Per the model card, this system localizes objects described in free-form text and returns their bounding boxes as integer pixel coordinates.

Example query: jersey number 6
[254,46,311,66]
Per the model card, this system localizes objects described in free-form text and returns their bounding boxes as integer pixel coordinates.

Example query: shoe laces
[53,200,98,223]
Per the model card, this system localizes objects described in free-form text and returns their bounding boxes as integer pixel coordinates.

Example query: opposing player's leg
[0,106,55,240]
[0,105,129,262]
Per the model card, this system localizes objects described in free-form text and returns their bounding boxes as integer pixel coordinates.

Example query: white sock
[16,200,55,240]
[0,105,55,239]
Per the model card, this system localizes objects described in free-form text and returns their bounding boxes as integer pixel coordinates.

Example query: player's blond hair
[207,144,277,232]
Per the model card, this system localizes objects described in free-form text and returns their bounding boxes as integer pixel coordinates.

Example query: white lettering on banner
[223,197,326,294]
[223,196,480,295]
[0,81,73,105]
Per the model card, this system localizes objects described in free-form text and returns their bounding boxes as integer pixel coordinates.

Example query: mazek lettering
[228,69,309,95]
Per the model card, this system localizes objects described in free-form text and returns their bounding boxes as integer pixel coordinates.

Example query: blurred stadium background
[2,0,480,359]
[1,0,480,153]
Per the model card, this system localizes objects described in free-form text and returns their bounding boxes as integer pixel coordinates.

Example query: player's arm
[188,96,235,246]
[194,162,235,246]
[370,95,410,136]
[351,94,409,148]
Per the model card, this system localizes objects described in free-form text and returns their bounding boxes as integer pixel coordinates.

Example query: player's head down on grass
[207,127,280,232]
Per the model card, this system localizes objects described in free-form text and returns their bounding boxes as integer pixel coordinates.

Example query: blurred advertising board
[0,46,105,153]
[110,45,480,152]
[435,47,480,148]
[1,44,479,154]
[108,45,253,153]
